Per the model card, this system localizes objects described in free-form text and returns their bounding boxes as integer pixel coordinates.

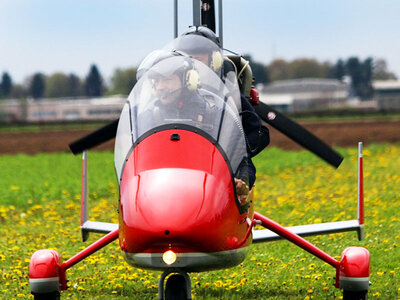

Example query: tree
[268,59,291,81]
[30,73,45,99]
[290,58,327,79]
[373,58,397,80]
[330,59,346,81]
[346,57,362,97]
[243,55,269,84]
[10,84,28,99]
[346,57,374,99]
[361,57,373,99]
[68,73,83,97]
[1,72,12,97]
[320,61,333,78]
[109,68,137,95]
[85,64,103,97]
[45,73,70,98]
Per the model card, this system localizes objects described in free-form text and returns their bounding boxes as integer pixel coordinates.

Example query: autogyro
[28,1,370,299]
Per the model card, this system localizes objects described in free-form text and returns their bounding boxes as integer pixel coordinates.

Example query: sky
[1,0,400,84]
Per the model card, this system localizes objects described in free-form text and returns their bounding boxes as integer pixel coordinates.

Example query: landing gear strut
[158,270,192,300]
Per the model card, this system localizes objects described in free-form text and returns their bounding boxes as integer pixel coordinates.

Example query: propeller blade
[69,119,119,154]
[254,102,343,168]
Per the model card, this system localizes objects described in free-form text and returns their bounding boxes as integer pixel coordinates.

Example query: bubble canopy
[114,56,248,184]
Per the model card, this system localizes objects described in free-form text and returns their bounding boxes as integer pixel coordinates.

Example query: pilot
[177,26,270,204]
[140,52,212,129]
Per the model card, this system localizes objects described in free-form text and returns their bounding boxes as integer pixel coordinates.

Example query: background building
[373,80,400,110]
[0,96,125,123]
[259,78,350,113]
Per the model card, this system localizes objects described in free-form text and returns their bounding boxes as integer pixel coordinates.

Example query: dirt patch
[0,120,399,155]
[269,120,400,150]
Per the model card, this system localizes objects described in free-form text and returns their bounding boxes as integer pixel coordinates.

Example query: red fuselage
[118,129,253,271]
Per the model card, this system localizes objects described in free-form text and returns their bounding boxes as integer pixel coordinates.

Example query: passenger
[177,26,270,204]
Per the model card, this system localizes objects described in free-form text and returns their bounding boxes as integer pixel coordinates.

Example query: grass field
[0,144,399,299]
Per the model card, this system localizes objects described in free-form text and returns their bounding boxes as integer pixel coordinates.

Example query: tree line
[0,57,396,100]
[0,64,137,100]
[247,56,396,99]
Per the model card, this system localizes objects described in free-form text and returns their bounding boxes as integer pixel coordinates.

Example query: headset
[210,51,223,72]
[185,68,200,91]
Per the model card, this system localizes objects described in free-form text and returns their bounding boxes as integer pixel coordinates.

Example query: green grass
[0,152,116,208]
[1,144,399,299]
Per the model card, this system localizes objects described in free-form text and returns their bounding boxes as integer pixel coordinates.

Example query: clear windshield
[114,56,248,184]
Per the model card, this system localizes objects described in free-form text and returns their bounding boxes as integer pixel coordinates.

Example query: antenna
[174,0,178,38]
[193,0,201,27]
[218,0,223,47]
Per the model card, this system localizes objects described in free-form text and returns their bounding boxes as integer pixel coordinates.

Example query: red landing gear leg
[253,213,370,298]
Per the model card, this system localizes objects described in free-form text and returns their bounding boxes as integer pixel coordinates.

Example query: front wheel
[343,290,368,300]
[165,274,188,300]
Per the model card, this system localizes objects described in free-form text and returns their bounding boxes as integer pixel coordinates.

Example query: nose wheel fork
[158,270,192,300]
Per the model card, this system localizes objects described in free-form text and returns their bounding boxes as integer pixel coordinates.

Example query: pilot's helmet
[181,26,221,48]
[146,51,200,92]
[174,26,223,74]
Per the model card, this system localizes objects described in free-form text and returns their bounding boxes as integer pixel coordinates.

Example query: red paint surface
[359,156,364,225]
[59,229,119,290]
[119,129,250,254]
[254,212,340,269]
[339,247,370,278]
[29,249,61,279]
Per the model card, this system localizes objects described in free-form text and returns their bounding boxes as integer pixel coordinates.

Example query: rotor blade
[69,119,119,154]
[201,0,216,32]
[254,102,343,168]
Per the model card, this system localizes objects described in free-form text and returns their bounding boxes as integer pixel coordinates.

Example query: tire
[165,274,188,300]
[33,291,60,300]
[343,290,368,300]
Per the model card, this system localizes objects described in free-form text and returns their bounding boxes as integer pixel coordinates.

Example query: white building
[0,96,126,123]
[259,78,350,113]
[373,80,400,110]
